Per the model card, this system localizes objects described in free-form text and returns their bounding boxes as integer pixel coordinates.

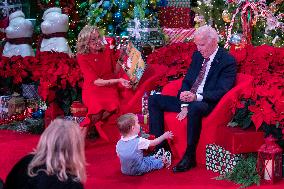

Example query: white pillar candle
[264,160,273,181]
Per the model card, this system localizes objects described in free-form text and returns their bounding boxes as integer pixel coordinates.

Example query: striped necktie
[190,58,210,94]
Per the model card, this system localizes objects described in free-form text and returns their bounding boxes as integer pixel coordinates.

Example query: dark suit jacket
[178,47,237,107]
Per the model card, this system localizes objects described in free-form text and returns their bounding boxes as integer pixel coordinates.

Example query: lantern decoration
[257,136,283,184]
[70,101,88,123]
[8,93,25,116]
[141,92,149,115]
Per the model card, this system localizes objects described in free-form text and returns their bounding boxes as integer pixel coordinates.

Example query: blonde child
[116,113,173,175]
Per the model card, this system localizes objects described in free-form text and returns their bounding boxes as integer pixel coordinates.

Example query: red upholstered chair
[162,73,257,164]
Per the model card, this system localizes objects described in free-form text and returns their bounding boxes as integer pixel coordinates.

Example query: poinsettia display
[146,42,197,87]
[0,56,38,85]
[229,45,284,137]
[0,52,83,114]
[35,52,83,114]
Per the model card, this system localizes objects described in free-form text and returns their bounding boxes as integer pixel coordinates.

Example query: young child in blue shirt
[116,113,173,176]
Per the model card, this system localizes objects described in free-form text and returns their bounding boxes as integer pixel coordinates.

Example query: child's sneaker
[163,151,172,168]
[154,148,165,160]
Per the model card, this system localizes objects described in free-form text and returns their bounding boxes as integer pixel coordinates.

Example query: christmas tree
[87,0,159,37]
[193,0,284,47]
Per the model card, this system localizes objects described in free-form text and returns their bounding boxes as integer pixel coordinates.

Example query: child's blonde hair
[117,113,137,136]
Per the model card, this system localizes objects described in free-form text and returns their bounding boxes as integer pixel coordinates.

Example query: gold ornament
[129,4,134,11]
[194,15,206,28]
[149,0,157,6]
[105,12,112,21]
[252,17,258,26]
[269,3,278,13]
[222,10,231,23]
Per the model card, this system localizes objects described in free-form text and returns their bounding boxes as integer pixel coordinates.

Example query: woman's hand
[119,78,131,88]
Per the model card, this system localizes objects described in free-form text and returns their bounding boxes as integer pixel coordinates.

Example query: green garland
[0,118,44,134]
[216,155,260,188]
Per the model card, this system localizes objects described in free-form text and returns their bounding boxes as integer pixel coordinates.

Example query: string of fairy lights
[1,0,283,51]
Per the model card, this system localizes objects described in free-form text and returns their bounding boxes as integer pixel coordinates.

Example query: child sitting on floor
[116,113,173,176]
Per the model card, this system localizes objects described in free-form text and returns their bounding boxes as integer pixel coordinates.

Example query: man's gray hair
[194,25,219,42]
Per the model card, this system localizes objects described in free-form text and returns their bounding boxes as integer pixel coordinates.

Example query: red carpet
[0,130,283,189]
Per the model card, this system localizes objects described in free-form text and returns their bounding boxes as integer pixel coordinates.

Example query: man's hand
[180,91,197,102]
[176,107,188,121]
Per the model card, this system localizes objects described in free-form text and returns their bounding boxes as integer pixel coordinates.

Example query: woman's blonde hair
[76,25,100,54]
[28,118,86,183]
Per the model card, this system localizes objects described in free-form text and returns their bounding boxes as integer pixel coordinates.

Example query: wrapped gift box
[0,95,12,119]
[167,0,191,7]
[158,7,194,28]
[206,144,243,175]
[216,126,264,154]
[22,84,40,100]
[127,18,165,51]
[163,27,195,44]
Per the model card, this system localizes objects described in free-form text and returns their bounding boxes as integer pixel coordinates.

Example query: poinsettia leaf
[242,116,252,129]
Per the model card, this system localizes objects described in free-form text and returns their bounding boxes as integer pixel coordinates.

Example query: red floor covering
[0,130,283,189]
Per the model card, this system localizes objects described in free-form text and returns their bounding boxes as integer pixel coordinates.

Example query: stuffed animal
[3,11,34,57]
[40,7,71,55]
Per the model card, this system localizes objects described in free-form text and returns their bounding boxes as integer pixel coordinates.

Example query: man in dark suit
[149,25,237,173]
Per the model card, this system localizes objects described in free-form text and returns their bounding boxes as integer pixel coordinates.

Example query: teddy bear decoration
[39,7,72,55]
[3,10,34,57]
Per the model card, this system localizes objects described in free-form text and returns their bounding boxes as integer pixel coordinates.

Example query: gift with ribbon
[127,18,158,40]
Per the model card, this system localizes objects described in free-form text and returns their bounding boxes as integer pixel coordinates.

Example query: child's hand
[162,131,173,140]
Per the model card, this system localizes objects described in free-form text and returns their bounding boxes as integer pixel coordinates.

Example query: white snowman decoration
[40,7,71,55]
[3,11,34,57]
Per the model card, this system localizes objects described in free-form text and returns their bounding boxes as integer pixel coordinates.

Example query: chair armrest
[161,78,183,96]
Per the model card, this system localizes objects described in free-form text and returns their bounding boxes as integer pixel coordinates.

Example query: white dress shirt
[181,46,219,108]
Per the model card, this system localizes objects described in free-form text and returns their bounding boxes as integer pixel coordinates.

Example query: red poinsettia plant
[34,52,83,101]
[147,42,197,87]
[0,55,38,84]
[229,45,284,138]
[0,52,83,114]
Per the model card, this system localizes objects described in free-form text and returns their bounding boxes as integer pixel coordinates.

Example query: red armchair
[162,73,263,164]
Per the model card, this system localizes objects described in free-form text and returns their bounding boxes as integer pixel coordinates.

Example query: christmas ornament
[149,0,157,6]
[107,24,114,31]
[32,109,45,119]
[113,11,122,23]
[222,10,231,23]
[269,2,278,13]
[105,12,113,21]
[194,15,206,28]
[102,1,111,9]
[229,33,242,45]
[119,0,128,10]
[120,31,128,37]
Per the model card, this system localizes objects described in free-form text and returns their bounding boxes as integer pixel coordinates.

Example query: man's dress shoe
[172,155,197,173]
